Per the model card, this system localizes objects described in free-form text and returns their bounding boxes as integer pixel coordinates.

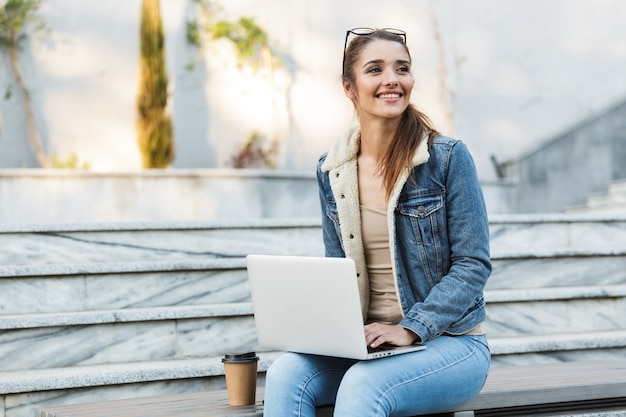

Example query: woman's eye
[367,67,382,73]
[397,66,410,72]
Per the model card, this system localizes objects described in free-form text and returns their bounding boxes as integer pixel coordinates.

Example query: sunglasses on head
[342,27,407,76]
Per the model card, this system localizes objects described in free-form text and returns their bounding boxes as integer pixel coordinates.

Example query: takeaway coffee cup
[222,352,260,406]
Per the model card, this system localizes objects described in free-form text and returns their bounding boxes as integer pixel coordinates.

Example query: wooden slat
[37,361,626,417]
[38,390,264,417]
[453,361,626,412]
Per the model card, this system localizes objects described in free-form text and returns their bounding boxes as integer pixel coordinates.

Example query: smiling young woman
[263,28,492,417]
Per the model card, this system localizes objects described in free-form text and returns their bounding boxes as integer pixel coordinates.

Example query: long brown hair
[342,29,439,200]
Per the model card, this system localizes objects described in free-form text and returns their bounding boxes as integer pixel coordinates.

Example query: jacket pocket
[396,190,445,283]
[397,191,445,244]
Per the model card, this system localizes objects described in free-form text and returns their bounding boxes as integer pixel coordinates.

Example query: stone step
[2,284,622,330]
[0,218,325,267]
[581,194,626,213]
[0,259,249,315]
[608,180,626,194]
[0,304,254,330]
[1,330,624,396]
[586,179,626,204]
[0,354,281,417]
[488,247,626,290]
[0,356,268,396]
[489,330,626,365]
[1,285,623,371]
[3,245,623,316]
[0,305,258,372]
[0,361,239,417]
[485,284,626,303]
[8,283,620,330]
[2,214,626,267]
[483,285,626,337]
[566,204,626,214]
[565,180,626,213]
[586,193,626,207]
[488,213,626,250]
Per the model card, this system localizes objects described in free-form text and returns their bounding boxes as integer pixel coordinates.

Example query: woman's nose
[384,70,399,86]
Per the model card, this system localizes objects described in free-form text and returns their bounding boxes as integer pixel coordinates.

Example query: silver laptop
[246,254,426,360]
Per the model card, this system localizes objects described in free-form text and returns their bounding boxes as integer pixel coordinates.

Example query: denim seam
[297,368,347,417]
[375,336,483,416]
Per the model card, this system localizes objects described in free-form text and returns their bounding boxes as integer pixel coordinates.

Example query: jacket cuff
[399,315,434,343]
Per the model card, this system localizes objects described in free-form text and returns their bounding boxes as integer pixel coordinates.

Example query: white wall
[0,169,516,224]
[1,0,625,180]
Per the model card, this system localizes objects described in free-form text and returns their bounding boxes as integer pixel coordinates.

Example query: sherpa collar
[321,125,430,172]
[320,124,431,320]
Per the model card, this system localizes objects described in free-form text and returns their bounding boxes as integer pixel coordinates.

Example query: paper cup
[222,352,259,406]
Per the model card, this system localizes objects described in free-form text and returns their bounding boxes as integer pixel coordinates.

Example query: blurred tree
[0,0,51,167]
[136,0,174,168]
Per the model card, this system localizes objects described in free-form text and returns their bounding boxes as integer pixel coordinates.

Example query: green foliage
[0,0,43,48]
[209,17,268,68]
[136,0,174,169]
[51,153,90,169]
[0,0,45,101]
[185,20,201,46]
[232,131,277,169]
[185,0,280,70]
[4,84,13,100]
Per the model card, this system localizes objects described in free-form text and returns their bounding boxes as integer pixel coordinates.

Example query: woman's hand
[364,322,419,348]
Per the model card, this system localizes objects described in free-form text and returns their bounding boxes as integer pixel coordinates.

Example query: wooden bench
[37,361,626,417]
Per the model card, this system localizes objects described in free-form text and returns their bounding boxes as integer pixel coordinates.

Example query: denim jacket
[317,127,491,342]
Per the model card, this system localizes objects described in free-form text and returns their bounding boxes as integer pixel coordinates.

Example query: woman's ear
[343,79,356,100]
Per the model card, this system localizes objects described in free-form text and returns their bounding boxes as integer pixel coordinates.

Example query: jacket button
[341,194,345,199]
[349,234,354,239]
[418,206,425,213]
[336,173,340,178]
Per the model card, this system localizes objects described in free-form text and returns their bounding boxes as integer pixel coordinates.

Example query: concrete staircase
[488,213,626,365]
[566,178,626,213]
[1,214,626,417]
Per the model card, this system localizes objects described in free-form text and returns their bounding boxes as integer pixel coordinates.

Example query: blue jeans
[263,335,490,417]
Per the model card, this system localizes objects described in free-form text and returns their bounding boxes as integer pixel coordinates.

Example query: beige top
[359,204,485,336]
[360,205,403,325]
